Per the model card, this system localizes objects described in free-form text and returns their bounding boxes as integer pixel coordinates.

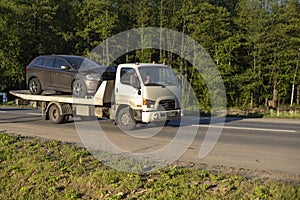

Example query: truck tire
[29,78,42,95]
[63,115,70,123]
[72,79,87,98]
[116,107,136,130]
[49,104,64,124]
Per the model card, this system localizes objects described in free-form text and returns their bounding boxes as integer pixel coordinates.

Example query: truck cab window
[139,66,178,86]
[120,68,140,88]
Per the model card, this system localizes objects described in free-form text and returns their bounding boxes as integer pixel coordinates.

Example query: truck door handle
[116,88,118,93]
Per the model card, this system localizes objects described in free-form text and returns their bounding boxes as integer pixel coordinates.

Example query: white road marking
[195,124,296,133]
[0,111,7,113]
[27,113,42,116]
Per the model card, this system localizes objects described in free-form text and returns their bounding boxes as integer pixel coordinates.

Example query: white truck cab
[112,63,182,130]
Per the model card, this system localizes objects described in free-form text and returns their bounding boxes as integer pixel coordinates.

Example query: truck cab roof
[118,63,169,69]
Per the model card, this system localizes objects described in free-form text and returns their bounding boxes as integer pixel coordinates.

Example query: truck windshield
[139,66,179,86]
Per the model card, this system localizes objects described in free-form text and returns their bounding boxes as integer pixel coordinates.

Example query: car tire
[116,107,136,130]
[72,79,87,98]
[29,78,42,95]
[49,104,64,124]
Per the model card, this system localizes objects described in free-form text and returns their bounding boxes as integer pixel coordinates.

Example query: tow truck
[10,63,182,130]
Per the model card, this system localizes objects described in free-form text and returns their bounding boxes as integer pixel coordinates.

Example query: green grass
[0,101,16,106]
[1,132,299,199]
[0,100,30,108]
[264,109,300,119]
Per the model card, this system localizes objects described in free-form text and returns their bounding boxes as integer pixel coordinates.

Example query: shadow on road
[163,116,247,128]
[0,116,41,124]
[0,107,34,111]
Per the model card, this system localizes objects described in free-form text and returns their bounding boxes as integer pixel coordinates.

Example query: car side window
[43,57,56,68]
[33,57,45,66]
[55,58,69,69]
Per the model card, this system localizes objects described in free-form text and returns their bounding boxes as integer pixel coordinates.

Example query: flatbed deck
[10,90,98,105]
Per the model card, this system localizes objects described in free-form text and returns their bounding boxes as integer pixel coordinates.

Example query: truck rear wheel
[116,107,136,130]
[49,104,64,124]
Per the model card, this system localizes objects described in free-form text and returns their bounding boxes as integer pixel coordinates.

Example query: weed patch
[1,132,299,199]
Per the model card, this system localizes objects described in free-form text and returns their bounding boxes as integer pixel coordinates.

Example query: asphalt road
[1,106,300,177]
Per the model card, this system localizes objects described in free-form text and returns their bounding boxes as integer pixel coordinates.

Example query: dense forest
[0,0,299,110]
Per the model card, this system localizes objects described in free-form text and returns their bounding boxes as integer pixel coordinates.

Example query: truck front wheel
[116,107,136,130]
[49,104,64,124]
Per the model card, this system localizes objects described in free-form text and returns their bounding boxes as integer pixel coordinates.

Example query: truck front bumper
[141,109,182,123]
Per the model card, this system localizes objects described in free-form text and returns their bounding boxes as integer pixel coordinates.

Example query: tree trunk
[297,85,300,105]
[250,92,253,109]
[251,47,256,109]
[291,82,295,106]
[273,79,278,108]
[159,0,163,63]
[290,55,298,106]
[105,9,110,65]
[126,32,130,63]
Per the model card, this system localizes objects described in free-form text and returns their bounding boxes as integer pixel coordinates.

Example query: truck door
[115,67,143,108]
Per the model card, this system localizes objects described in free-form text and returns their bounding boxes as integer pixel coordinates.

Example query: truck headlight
[143,99,155,108]
[86,74,101,81]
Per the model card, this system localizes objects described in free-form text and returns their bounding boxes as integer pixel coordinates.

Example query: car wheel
[29,78,42,95]
[49,104,64,124]
[72,79,87,98]
[116,107,136,130]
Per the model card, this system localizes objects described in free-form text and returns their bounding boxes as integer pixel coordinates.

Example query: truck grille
[159,100,176,110]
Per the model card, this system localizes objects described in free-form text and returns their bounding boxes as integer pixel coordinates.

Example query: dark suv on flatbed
[26,55,115,97]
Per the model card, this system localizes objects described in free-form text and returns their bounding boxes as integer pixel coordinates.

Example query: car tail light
[26,66,29,72]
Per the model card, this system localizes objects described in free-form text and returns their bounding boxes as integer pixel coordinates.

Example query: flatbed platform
[10,90,99,105]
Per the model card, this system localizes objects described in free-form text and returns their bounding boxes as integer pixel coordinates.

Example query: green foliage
[76,0,118,59]
[233,0,300,108]
[266,109,300,119]
[1,0,300,110]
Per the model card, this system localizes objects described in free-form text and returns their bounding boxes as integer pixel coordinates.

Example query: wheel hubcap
[74,83,82,95]
[53,109,58,119]
[121,113,131,126]
[31,81,37,92]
